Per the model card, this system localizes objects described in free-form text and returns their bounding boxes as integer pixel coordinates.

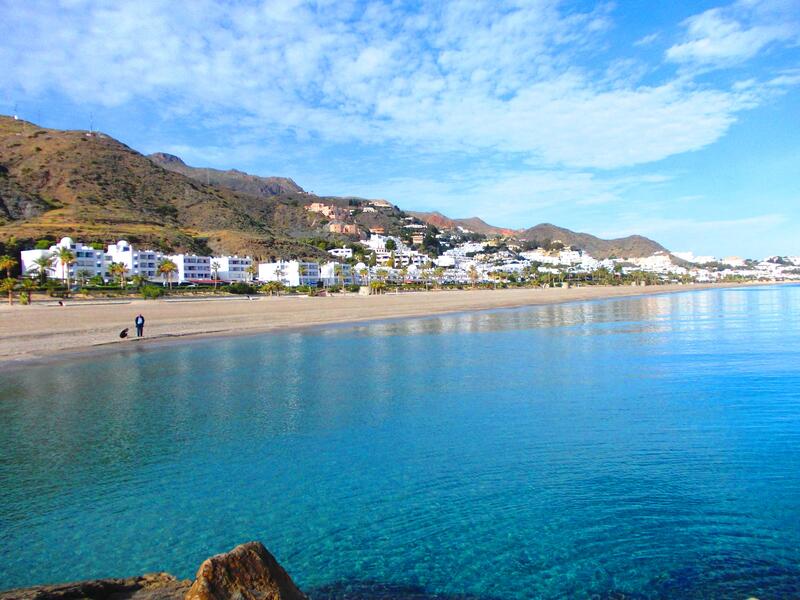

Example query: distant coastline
[0,282,779,370]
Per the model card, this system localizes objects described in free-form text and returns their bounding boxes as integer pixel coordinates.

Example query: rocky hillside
[409,211,516,236]
[519,223,667,259]
[0,116,330,259]
[149,152,304,197]
[1,115,669,261]
[411,211,667,259]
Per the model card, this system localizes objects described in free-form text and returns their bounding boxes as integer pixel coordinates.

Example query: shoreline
[0,282,779,371]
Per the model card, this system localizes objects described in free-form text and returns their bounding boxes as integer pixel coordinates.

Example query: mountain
[410,211,667,258]
[0,115,670,262]
[409,211,516,236]
[0,115,329,259]
[148,152,304,197]
[518,223,667,259]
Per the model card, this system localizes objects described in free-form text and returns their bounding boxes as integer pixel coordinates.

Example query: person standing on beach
[135,314,145,337]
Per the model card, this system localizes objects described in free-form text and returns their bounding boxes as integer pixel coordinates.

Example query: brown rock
[184,542,306,600]
[0,572,191,600]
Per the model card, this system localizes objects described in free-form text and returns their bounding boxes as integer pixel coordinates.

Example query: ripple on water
[1,285,800,598]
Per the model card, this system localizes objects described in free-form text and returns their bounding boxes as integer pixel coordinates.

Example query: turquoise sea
[2,285,800,598]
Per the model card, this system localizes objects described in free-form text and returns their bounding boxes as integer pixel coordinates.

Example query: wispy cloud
[1,0,798,255]
[598,213,788,243]
[667,0,800,67]
[2,0,797,172]
[634,32,661,47]
[331,168,673,227]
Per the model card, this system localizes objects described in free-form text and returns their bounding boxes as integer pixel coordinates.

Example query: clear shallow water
[2,286,800,598]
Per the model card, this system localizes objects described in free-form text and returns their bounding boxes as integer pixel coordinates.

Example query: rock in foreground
[0,572,190,600]
[0,542,305,600]
[185,542,306,600]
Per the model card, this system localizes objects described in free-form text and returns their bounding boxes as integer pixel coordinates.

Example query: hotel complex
[21,238,252,285]
[18,233,800,290]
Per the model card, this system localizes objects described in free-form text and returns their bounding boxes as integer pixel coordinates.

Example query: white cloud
[326,168,673,227]
[667,0,800,66]
[0,0,798,178]
[634,32,660,47]
[599,213,787,239]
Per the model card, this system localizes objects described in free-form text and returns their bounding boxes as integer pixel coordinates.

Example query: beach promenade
[0,283,752,366]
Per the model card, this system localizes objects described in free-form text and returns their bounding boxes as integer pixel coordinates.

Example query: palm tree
[109,262,129,288]
[333,263,344,291]
[468,265,479,288]
[76,269,93,288]
[0,255,17,279]
[211,261,221,290]
[131,274,146,289]
[261,281,284,296]
[0,278,16,305]
[420,268,431,290]
[358,267,369,286]
[246,263,258,282]
[434,267,445,288]
[55,247,76,296]
[21,277,36,305]
[31,254,53,285]
[158,258,178,290]
[298,264,309,287]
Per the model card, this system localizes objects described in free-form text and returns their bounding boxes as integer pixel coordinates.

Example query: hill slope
[519,223,666,259]
[149,152,304,197]
[410,210,667,258]
[408,211,515,236]
[0,115,670,262]
[0,116,328,259]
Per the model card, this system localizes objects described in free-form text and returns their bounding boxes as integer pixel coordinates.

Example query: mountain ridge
[0,115,669,261]
[409,212,666,259]
[148,152,304,197]
[0,116,328,259]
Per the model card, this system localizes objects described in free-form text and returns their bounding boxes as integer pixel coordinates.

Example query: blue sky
[1,0,799,257]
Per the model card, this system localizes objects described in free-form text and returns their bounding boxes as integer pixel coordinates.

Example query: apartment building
[258,261,320,287]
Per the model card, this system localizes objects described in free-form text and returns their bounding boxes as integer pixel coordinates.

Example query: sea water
[1,285,799,598]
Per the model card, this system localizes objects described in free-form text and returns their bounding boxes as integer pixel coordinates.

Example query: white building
[320,262,354,286]
[520,249,559,265]
[21,237,110,282]
[166,254,212,282]
[630,253,687,275]
[213,256,253,282]
[107,240,163,279]
[434,255,456,268]
[723,256,747,268]
[673,251,717,264]
[328,247,353,260]
[21,236,264,286]
[258,260,320,287]
[364,234,398,253]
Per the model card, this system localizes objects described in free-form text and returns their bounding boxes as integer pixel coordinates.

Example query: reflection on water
[1,285,800,599]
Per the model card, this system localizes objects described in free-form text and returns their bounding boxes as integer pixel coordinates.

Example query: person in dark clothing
[135,314,145,337]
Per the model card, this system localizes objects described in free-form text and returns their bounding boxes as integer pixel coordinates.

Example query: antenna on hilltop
[89,112,94,135]
[13,103,18,120]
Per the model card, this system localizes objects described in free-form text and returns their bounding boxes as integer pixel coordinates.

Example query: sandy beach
[0,283,759,367]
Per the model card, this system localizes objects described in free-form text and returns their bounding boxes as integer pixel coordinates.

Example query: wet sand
[0,283,758,367]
